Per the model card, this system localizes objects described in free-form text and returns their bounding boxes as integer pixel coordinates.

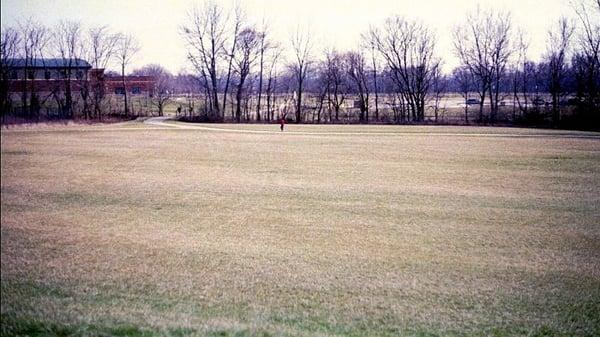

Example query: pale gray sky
[1,0,576,74]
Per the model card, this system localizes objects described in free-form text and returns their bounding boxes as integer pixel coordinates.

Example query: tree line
[1,0,599,129]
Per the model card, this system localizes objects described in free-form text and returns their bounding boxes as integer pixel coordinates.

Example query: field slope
[1,121,600,336]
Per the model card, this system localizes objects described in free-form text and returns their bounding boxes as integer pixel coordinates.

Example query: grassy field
[1,121,600,336]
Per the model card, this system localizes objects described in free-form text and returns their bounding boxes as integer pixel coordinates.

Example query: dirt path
[143,116,600,139]
[1,116,598,139]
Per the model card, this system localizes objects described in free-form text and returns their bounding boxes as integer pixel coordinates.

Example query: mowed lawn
[1,122,599,336]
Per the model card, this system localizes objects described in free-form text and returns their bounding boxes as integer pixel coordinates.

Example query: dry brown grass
[1,122,599,336]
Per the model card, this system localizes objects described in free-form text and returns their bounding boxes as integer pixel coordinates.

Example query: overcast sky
[1,0,577,74]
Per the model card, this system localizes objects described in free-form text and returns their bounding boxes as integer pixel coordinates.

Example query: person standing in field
[280,115,286,131]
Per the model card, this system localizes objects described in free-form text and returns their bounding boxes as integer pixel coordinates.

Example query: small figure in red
[280,115,286,131]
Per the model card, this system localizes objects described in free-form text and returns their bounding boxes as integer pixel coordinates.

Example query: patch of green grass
[0,314,197,337]
[1,150,30,155]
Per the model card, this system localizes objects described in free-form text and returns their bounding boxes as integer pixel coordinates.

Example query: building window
[115,87,125,95]
[10,71,18,79]
[131,87,141,94]
[76,70,84,79]
[27,70,35,80]
[45,70,51,80]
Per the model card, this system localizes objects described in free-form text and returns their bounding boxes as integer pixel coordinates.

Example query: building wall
[104,76,156,96]
[7,69,156,96]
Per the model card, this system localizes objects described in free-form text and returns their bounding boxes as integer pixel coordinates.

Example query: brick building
[104,75,156,96]
[4,58,96,93]
[4,58,156,96]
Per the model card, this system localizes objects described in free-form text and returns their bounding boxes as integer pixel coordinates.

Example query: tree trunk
[552,92,560,125]
[372,56,379,121]
[65,67,73,118]
[21,68,28,119]
[210,71,219,118]
[464,95,469,124]
[256,40,265,122]
[365,91,369,123]
[317,91,325,123]
[266,75,274,122]
[296,78,303,123]
[223,57,234,120]
[122,63,128,117]
[478,86,486,123]
[21,90,27,119]
[235,81,244,123]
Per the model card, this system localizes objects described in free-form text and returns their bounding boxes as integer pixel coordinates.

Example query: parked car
[532,97,546,106]
[466,98,480,105]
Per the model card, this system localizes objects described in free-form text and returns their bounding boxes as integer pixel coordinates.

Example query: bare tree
[222,4,244,120]
[153,73,173,117]
[88,26,119,119]
[430,63,446,122]
[546,18,575,125]
[314,61,330,123]
[322,50,347,121]
[132,64,173,116]
[264,45,282,122]
[182,1,227,119]
[370,16,438,122]
[572,0,600,120]
[489,14,513,123]
[290,27,312,123]
[345,51,368,122]
[452,66,474,124]
[232,27,260,122]
[361,30,381,121]
[17,19,49,119]
[511,30,530,119]
[115,33,139,117]
[1,27,20,121]
[255,19,273,122]
[368,40,380,121]
[53,20,84,118]
[454,8,513,124]
[574,0,600,67]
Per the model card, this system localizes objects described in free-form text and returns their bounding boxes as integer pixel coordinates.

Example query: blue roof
[3,58,92,69]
